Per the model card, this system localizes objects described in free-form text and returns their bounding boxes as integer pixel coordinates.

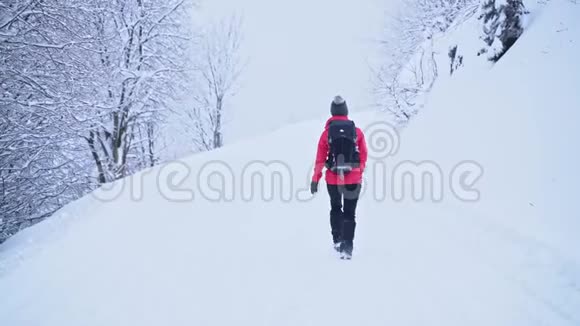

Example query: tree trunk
[147,123,156,167]
[87,131,107,184]
[213,97,223,148]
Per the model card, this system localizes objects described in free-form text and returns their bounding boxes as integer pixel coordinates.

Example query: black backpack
[325,120,361,174]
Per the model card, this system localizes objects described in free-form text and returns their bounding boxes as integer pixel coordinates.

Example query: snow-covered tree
[83,0,194,182]
[0,0,98,241]
[0,0,219,243]
[185,16,244,151]
[375,0,479,123]
[478,0,527,61]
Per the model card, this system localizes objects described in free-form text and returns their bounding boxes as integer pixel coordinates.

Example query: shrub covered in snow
[478,0,527,61]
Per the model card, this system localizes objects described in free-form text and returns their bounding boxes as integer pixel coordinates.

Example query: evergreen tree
[478,0,526,62]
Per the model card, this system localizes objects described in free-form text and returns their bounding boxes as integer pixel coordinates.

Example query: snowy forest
[1,0,526,243]
[374,0,526,122]
[0,0,243,242]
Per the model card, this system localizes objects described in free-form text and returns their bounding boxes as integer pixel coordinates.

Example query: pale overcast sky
[195,0,395,140]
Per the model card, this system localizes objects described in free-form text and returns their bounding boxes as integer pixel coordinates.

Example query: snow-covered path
[1,109,579,325]
[2,177,578,325]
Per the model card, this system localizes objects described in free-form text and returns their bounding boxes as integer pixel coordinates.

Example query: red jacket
[312,116,368,185]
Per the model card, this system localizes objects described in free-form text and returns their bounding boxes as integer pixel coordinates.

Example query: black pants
[327,184,361,243]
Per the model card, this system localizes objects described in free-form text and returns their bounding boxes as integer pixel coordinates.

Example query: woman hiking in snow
[310,96,368,259]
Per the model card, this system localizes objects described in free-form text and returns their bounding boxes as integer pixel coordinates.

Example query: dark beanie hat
[330,95,348,116]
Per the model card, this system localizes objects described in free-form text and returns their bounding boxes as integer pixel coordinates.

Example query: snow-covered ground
[1,1,579,325]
